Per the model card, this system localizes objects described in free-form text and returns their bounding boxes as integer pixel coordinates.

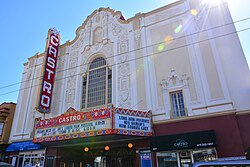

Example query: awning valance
[150,130,216,151]
[6,141,44,152]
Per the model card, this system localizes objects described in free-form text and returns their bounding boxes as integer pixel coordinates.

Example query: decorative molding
[65,78,76,110]
[134,29,141,49]
[161,69,191,119]
[57,56,66,71]
[161,69,189,90]
[65,51,78,110]
[112,22,122,36]
[90,42,104,53]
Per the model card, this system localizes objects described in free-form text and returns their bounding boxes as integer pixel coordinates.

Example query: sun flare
[202,0,227,7]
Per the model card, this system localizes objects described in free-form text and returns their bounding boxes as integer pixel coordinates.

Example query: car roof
[0,162,14,167]
[192,160,250,167]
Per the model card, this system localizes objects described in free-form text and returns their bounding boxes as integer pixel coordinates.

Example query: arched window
[82,57,112,109]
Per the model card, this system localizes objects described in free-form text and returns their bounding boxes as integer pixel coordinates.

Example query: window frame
[169,90,187,119]
[81,56,112,110]
[0,122,4,136]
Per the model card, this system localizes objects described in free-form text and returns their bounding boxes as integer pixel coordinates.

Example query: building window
[82,57,112,109]
[161,69,191,119]
[157,152,178,167]
[170,90,186,118]
[0,122,4,135]
[192,148,217,162]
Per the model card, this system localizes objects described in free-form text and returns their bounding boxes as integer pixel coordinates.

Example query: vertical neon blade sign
[37,28,60,114]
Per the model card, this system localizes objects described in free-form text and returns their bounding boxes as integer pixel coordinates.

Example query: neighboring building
[8,0,250,167]
[0,102,16,162]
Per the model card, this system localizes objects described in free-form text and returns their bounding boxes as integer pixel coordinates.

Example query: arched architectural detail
[81,56,112,110]
[161,69,192,119]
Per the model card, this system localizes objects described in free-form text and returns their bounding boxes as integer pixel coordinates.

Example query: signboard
[37,28,60,113]
[140,150,152,167]
[115,114,150,132]
[35,119,112,138]
[33,107,112,142]
[33,106,153,143]
[114,108,152,136]
[150,130,216,151]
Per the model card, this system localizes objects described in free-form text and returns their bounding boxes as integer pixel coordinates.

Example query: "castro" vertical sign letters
[37,28,60,113]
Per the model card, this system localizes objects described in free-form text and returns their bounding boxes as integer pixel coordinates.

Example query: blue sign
[6,141,43,152]
[140,151,152,167]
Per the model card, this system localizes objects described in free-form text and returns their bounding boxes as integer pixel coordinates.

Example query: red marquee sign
[37,28,60,113]
[33,106,153,143]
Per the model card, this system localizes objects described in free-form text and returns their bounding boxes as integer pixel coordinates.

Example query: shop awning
[6,141,44,152]
[150,130,216,151]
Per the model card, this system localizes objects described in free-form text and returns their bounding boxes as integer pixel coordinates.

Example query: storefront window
[179,151,192,167]
[21,153,45,167]
[192,148,217,162]
[157,152,178,167]
[0,122,4,135]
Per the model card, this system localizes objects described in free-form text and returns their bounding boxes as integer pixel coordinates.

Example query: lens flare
[202,0,225,6]
[164,35,173,44]
[157,43,165,52]
[190,9,198,16]
[174,24,183,34]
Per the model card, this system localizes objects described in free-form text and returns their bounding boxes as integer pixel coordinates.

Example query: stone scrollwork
[64,51,79,110]
[112,22,122,36]
[161,69,189,90]
[90,42,104,53]
[134,29,141,49]
[57,56,65,71]
[65,77,76,109]
[117,27,131,108]
[68,52,78,77]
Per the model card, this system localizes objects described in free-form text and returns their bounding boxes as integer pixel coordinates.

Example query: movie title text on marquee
[33,107,152,143]
[115,113,151,132]
[34,119,112,138]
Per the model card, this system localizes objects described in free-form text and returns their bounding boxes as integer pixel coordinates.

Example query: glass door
[157,152,178,167]
[179,151,192,167]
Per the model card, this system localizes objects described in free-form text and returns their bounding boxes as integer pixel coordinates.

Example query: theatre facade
[7,0,250,166]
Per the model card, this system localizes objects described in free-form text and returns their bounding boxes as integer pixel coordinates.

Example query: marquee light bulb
[105,145,110,151]
[84,147,89,152]
[128,143,133,148]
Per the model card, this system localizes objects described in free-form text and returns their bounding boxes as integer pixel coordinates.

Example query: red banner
[37,28,60,113]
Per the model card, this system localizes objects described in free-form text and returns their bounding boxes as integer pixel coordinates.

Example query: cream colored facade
[10,0,250,142]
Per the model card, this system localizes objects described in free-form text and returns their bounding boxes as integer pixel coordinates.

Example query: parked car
[0,162,14,167]
[192,160,250,167]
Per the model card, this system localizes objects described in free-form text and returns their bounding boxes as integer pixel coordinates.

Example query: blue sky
[0,0,250,104]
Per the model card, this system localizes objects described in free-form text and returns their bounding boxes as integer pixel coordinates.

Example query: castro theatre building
[7,0,250,166]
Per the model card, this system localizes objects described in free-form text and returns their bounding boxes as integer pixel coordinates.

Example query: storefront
[33,106,153,167]
[150,131,217,167]
[42,135,147,167]
[0,144,9,162]
[5,141,45,167]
